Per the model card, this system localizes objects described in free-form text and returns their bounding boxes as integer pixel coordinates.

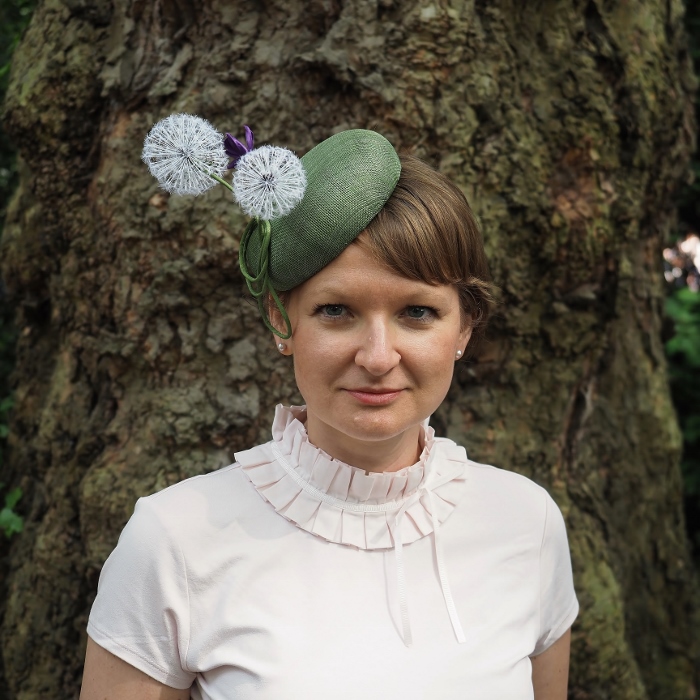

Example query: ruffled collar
[235,404,469,551]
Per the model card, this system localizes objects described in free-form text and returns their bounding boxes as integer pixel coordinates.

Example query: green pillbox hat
[240,129,401,337]
[140,116,401,339]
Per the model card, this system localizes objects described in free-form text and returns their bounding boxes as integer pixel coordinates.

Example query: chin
[341,406,422,442]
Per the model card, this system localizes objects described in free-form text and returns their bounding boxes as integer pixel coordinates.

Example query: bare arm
[80,636,191,700]
[531,627,572,700]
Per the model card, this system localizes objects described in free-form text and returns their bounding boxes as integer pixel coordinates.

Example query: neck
[304,412,424,474]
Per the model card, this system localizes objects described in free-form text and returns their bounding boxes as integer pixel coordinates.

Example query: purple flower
[224,125,255,169]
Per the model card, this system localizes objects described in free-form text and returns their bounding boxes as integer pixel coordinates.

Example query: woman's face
[275,239,471,455]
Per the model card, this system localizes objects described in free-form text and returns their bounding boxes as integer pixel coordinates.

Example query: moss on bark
[1,0,698,697]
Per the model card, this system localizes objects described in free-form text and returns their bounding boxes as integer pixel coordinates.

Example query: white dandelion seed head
[142,113,229,196]
[232,145,307,219]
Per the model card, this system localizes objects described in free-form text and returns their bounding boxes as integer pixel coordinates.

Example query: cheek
[404,331,457,364]
[291,333,345,394]
[404,334,458,391]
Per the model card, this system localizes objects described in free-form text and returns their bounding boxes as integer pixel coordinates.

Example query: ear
[457,321,473,355]
[267,293,294,352]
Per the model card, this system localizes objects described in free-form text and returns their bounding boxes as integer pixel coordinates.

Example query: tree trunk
[1,0,698,697]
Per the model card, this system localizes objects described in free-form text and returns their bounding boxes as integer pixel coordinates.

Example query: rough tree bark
[0,0,698,697]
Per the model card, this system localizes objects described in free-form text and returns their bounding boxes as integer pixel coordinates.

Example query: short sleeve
[531,492,579,656]
[87,497,195,689]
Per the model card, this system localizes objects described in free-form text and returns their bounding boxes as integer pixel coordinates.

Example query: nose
[354,318,401,376]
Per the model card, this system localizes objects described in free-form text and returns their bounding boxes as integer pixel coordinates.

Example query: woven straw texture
[244,129,401,291]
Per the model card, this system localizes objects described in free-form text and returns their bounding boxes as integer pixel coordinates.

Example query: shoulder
[464,456,550,502]
[147,461,242,505]
[441,441,555,529]
[134,452,266,535]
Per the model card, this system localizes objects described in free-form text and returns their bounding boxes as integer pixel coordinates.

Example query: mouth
[344,388,404,405]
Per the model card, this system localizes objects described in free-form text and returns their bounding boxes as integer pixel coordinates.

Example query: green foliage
[666,288,700,367]
[666,288,700,499]
[664,2,700,561]
[665,286,700,571]
[0,482,22,538]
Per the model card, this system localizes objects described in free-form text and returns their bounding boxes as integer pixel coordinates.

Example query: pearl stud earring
[455,350,463,359]
[277,343,286,352]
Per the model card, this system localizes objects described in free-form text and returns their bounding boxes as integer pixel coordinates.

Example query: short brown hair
[357,154,494,357]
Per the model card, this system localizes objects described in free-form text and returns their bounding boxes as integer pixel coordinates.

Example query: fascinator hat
[142,115,401,338]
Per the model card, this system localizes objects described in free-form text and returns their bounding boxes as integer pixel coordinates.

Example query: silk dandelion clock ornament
[233,145,307,220]
[142,114,229,195]
[141,115,310,339]
[224,126,307,219]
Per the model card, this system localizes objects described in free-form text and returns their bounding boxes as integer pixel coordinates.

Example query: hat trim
[239,218,292,339]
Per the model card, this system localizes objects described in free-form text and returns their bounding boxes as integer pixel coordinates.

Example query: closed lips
[349,389,402,393]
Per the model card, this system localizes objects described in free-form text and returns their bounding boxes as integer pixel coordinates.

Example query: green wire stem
[239,218,292,339]
[208,172,234,192]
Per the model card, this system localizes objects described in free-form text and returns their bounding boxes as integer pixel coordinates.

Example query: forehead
[295,242,457,303]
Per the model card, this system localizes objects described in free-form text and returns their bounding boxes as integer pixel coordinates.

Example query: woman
[81,126,578,699]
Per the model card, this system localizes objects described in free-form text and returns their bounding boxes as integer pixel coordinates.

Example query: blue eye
[315,304,346,318]
[405,306,436,321]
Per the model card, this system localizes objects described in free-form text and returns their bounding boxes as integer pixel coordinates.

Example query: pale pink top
[88,405,578,699]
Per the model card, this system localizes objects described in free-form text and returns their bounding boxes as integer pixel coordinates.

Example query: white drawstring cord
[391,488,466,647]
[428,489,466,644]
[393,520,412,646]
